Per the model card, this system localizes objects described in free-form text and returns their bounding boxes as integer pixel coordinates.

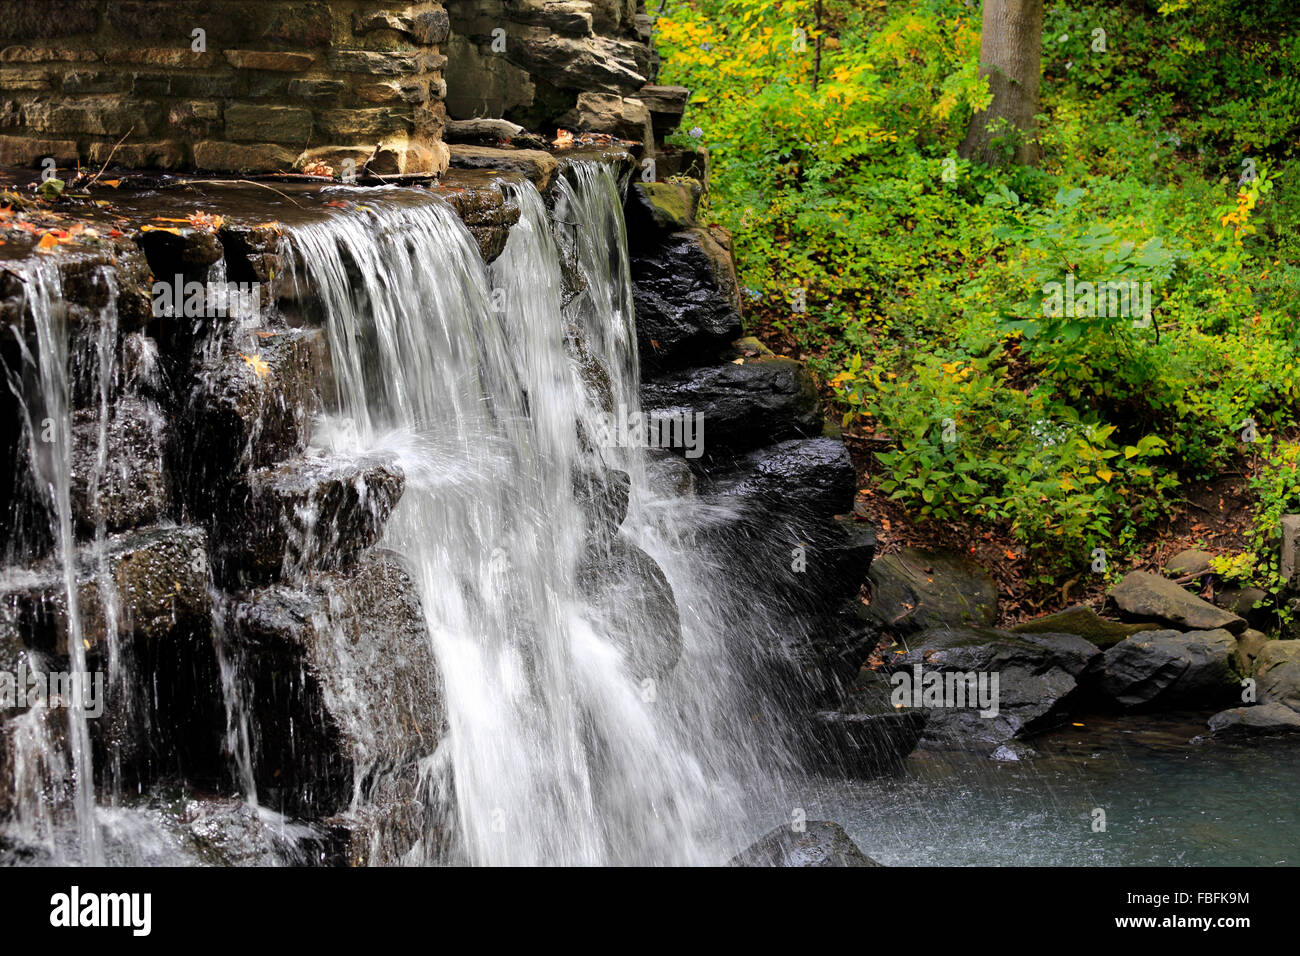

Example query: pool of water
[781,712,1298,866]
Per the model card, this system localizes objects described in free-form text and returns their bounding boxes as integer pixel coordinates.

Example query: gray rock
[886,627,1101,747]
[1255,640,1300,713]
[1207,701,1300,737]
[867,548,998,635]
[991,740,1038,761]
[1011,604,1159,649]
[1214,586,1271,631]
[730,821,882,867]
[1233,628,1269,676]
[573,466,630,545]
[1164,548,1214,576]
[1101,629,1240,709]
[447,144,560,192]
[1108,571,1246,634]
[1281,514,1300,585]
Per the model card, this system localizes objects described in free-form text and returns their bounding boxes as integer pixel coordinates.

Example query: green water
[798,714,1299,866]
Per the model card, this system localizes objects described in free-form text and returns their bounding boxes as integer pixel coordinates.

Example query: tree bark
[959,0,1044,166]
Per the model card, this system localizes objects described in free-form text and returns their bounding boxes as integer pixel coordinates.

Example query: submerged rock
[866,548,998,635]
[730,821,882,867]
[1101,629,1240,709]
[1207,701,1300,738]
[1108,571,1246,634]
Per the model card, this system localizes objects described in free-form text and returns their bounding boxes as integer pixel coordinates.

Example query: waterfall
[1,260,104,864]
[284,164,798,865]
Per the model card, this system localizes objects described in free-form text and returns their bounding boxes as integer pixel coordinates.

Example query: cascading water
[284,163,800,865]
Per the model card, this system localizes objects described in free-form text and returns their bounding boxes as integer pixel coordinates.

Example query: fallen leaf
[239,352,271,379]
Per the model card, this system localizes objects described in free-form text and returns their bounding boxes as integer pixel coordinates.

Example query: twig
[84,127,134,189]
[179,178,304,207]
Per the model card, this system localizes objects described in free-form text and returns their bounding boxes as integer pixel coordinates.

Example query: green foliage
[657,0,1300,570]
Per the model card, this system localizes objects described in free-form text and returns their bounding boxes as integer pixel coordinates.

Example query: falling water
[284,165,799,865]
[2,260,103,863]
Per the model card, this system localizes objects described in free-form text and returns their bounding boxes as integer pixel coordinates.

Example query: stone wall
[0,0,452,175]
[444,0,687,150]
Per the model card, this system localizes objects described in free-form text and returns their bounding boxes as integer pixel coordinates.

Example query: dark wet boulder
[137,225,225,278]
[218,549,444,823]
[630,228,742,370]
[1255,639,1300,713]
[644,449,695,496]
[866,548,997,635]
[1,525,210,656]
[1101,629,1241,709]
[730,821,882,867]
[69,398,170,535]
[1108,571,1246,634]
[573,467,630,546]
[180,328,328,505]
[1207,701,1300,738]
[640,357,821,456]
[710,437,857,520]
[886,627,1102,749]
[579,534,682,681]
[211,453,405,588]
[1011,604,1160,649]
[811,668,926,774]
[624,180,701,240]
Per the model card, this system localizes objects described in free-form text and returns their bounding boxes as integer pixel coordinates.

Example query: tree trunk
[959,0,1044,167]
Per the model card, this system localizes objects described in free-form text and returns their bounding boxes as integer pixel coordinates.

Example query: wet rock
[711,437,856,520]
[1,525,210,656]
[630,228,742,370]
[69,398,170,535]
[579,534,682,680]
[991,740,1038,761]
[447,144,559,192]
[644,449,694,497]
[1255,640,1300,713]
[573,467,630,546]
[730,821,882,867]
[866,548,997,636]
[1011,604,1160,649]
[1108,571,1246,634]
[180,798,301,866]
[625,180,701,236]
[211,453,406,588]
[437,180,521,264]
[1207,701,1300,738]
[322,767,449,866]
[883,627,1101,749]
[137,226,225,276]
[181,329,328,502]
[813,668,926,774]
[640,357,821,456]
[219,549,444,821]
[1101,629,1240,709]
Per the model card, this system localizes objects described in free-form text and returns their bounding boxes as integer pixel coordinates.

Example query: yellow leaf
[239,352,271,379]
[1097,468,1114,483]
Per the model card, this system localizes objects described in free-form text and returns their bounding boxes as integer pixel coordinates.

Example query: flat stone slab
[1109,570,1246,633]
